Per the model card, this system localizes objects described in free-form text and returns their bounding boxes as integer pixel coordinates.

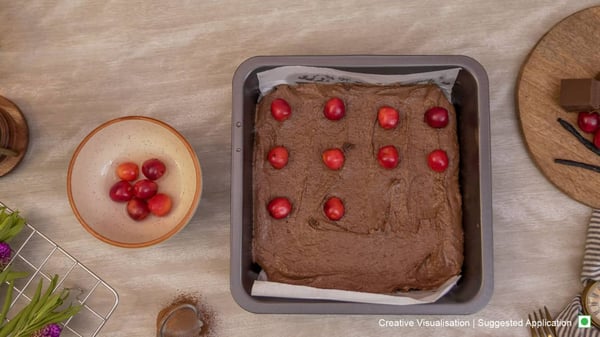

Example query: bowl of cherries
[110,158,173,220]
[68,116,202,248]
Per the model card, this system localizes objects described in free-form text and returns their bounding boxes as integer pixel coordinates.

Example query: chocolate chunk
[560,79,600,112]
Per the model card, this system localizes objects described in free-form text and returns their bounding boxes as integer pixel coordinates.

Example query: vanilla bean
[557,118,600,156]
[554,158,600,173]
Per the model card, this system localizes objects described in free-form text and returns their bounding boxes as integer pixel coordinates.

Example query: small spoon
[157,303,204,337]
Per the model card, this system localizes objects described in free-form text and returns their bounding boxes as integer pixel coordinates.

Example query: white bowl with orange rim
[68,116,202,248]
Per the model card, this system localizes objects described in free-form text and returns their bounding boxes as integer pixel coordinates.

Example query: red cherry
[594,130,600,148]
[133,179,158,199]
[142,158,166,180]
[424,107,449,128]
[109,180,134,202]
[428,149,449,172]
[267,197,292,219]
[126,198,150,221]
[324,197,345,221]
[116,162,139,181]
[578,111,600,134]
[271,98,291,122]
[377,106,399,129]
[377,145,399,169]
[322,148,345,170]
[267,146,289,169]
[147,193,172,217]
[323,97,345,120]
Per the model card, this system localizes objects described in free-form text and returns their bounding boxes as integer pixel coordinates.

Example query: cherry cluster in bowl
[578,111,600,146]
[109,158,172,221]
[266,97,452,221]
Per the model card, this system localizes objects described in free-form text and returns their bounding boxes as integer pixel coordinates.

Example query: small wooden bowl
[67,116,202,248]
[0,96,28,177]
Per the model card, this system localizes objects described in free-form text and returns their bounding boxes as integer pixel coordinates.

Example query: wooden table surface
[1,1,598,336]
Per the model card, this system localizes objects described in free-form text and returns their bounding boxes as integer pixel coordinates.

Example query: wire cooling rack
[0,203,119,337]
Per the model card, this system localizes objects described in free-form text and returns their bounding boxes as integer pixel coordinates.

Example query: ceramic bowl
[68,116,202,248]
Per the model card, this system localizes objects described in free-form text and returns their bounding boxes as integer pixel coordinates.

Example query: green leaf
[34,293,62,321]
[30,276,57,316]
[0,209,27,243]
[0,274,82,337]
[0,306,23,337]
[4,218,25,243]
[5,272,28,282]
[0,267,27,335]
[0,208,7,223]
[10,280,42,334]
[0,267,25,285]
[0,270,10,285]
[0,216,14,242]
[0,280,14,325]
[34,304,81,329]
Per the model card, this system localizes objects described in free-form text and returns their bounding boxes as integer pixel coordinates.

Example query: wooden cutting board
[517,6,600,208]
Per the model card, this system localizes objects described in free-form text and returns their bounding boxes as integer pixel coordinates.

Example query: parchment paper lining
[252,65,462,305]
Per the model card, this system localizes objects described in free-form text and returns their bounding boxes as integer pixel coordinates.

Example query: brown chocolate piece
[560,79,600,112]
[252,83,463,294]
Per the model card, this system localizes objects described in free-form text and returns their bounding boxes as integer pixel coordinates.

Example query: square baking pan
[231,55,492,314]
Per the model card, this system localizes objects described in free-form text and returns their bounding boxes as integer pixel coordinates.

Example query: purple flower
[0,242,11,267]
[32,323,62,337]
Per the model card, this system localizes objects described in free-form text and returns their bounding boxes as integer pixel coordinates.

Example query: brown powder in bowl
[156,294,215,337]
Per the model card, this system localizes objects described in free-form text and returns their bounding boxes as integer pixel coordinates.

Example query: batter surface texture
[252,83,463,293]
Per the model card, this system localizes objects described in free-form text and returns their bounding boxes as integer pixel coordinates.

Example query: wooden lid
[0,96,28,177]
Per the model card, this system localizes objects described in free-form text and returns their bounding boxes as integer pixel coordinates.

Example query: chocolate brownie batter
[252,83,462,293]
